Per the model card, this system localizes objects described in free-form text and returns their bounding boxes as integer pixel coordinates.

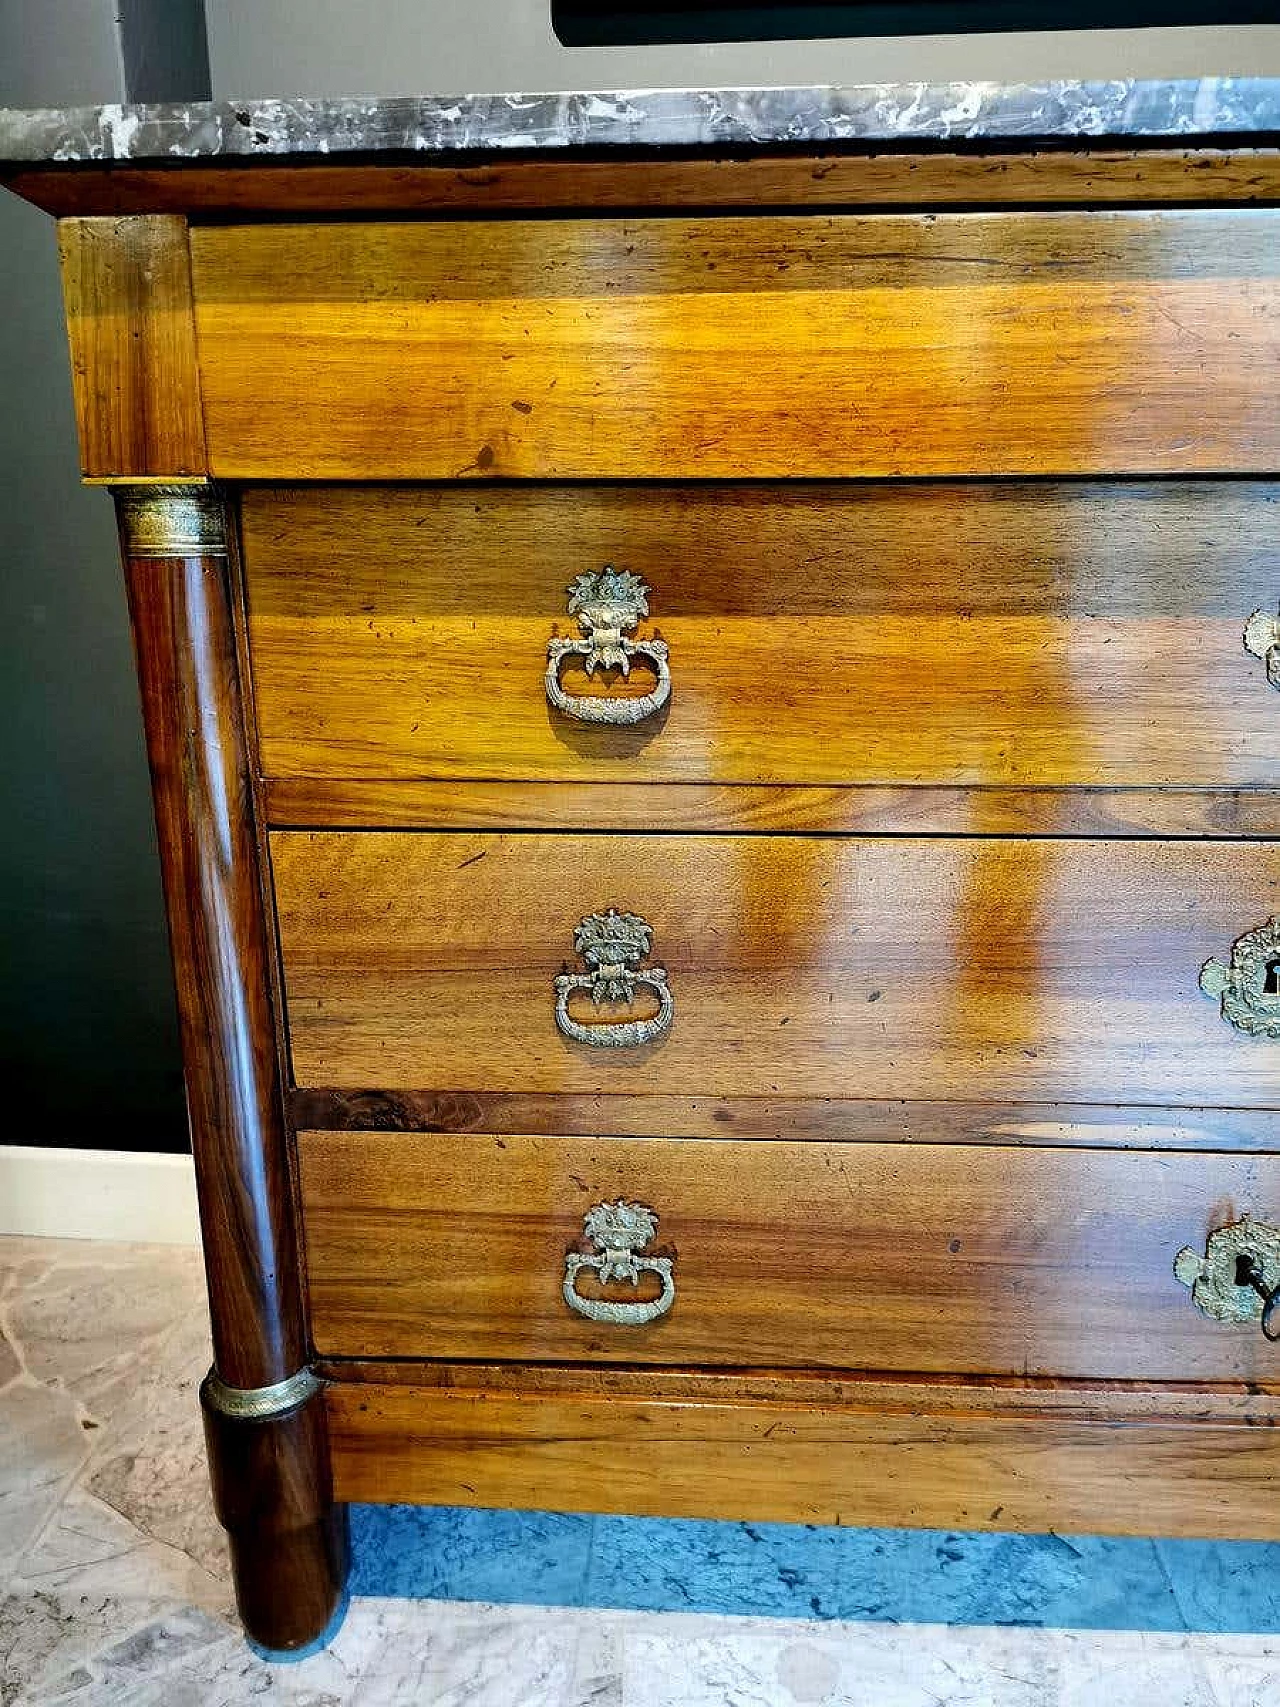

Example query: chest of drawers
[5,80,1280,1652]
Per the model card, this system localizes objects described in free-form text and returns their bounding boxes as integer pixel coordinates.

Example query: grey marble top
[2,79,1279,166]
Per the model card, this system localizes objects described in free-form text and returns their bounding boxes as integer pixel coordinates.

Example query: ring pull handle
[1244,607,1280,690]
[1198,917,1280,1038]
[545,568,671,726]
[563,1199,676,1326]
[554,909,674,1049]
[1175,1217,1280,1341]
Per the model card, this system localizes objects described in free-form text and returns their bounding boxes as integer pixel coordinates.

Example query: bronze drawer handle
[554,909,674,1049]
[1198,918,1280,1039]
[563,1200,675,1325]
[1245,607,1280,690]
[545,568,671,726]
[1175,1218,1280,1340]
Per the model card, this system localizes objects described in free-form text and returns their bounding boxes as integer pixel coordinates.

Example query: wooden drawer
[243,482,1280,796]
[299,1129,1280,1380]
[271,831,1279,1106]
[191,211,1280,480]
[325,1367,1280,1541]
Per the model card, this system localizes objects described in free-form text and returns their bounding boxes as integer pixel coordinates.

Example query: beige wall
[207,0,1280,97]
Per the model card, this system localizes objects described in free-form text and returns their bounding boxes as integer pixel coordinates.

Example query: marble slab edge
[2,80,1280,167]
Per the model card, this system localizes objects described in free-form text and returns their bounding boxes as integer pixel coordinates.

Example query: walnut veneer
[7,128,1280,1651]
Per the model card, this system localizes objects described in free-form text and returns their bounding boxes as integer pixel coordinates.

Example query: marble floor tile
[587,1514,852,1622]
[12,1604,233,1707]
[0,1242,64,1299]
[353,1507,1195,1632]
[349,1505,593,1608]
[3,1244,204,1422]
[0,1331,20,1392]
[567,1615,624,1707]
[4,1232,1280,1707]
[811,1526,1182,1631]
[0,1379,90,1584]
[621,1612,1051,1707]
[335,1601,585,1707]
[1154,1538,1280,1637]
[10,1597,1280,1707]
[614,1614,1280,1707]
[80,1305,225,1582]
[1,1486,234,1704]
[40,1602,591,1707]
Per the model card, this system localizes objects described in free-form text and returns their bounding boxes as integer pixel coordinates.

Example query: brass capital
[201,1366,322,1421]
[114,485,228,557]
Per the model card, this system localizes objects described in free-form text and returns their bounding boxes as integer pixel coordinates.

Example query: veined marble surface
[3,1235,1280,1705]
[1,80,1279,165]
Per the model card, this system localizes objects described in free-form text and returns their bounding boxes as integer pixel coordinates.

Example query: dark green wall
[1,0,208,1151]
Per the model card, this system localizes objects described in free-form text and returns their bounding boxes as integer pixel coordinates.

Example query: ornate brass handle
[563,1199,675,1325]
[554,909,673,1049]
[545,568,671,726]
[1244,607,1280,690]
[1198,918,1280,1038]
[1175,1218,1280,1340]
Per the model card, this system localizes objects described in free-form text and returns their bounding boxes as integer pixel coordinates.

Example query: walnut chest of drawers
[5,82,1280,1651]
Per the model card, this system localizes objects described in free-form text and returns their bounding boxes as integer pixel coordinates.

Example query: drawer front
[193,211,1280,480]
[244,483,1280,793]
[272,832,1279,1106]
[299,1129,1280,1379]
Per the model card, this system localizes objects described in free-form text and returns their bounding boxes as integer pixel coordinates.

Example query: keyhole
[1235,1253,1259,1288]
[1261,956,1280,996]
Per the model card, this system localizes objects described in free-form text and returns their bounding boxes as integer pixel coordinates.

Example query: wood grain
[10,148,1280,218]
[192,211,1280,479]
[326,1369,1280,1539]
[271,831,1280,1106]
[288,1090,1280,1152]
[201,1377,346,1653]
[59,216,206,479]
[298,1129,1280,1379]
[319,1359,1280,1406]
[119,496,304,1388]
[242,482,1280,794]
[263,780,1280,838]
[120,493,348,1645]
[320,1359,1280,1405]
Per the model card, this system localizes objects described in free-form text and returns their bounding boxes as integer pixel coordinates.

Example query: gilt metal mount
[563,1199,676,1326]
[554,909,673,1048]
[545,568,671,725]
[1175,1218,1280,1339]
[200,1365,322,1421]
[1244,607,1280,690]
[1198,918,1280,1039]
[114,485,228,557]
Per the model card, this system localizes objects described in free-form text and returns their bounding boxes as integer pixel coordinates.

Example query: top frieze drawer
[188,210,1280,481]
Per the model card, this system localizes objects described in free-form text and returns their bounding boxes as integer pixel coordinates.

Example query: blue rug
[350,1507,1280,1633]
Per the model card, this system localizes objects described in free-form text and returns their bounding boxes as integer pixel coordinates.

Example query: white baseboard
[0,1145,200,1245]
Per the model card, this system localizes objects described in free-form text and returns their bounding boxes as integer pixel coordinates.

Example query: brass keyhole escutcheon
[1199,919,1280,1039]
[1176,1218,1280,1340]
[1244,607,1280,689]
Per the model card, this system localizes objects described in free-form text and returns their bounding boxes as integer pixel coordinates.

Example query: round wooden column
[116,485,346,1652]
